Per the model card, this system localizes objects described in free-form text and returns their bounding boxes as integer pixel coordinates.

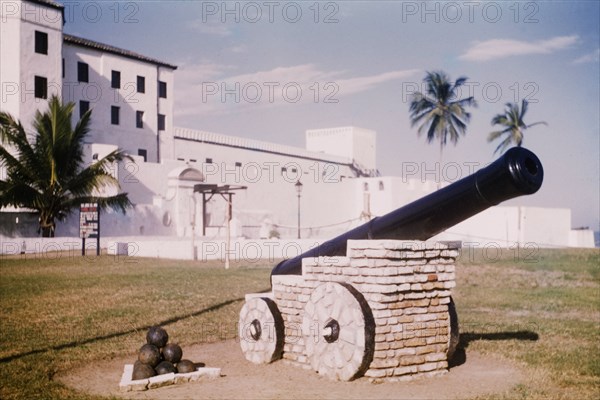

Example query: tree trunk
[40,218,55,237]
[438,140,443,190]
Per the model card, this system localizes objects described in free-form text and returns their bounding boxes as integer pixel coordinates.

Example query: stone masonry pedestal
[239,239,459,382]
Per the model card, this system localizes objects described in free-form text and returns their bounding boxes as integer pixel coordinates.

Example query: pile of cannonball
[132,326,197,380]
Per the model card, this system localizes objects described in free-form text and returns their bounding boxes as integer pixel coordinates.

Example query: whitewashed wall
[61,43,175,164]
[0,0,63,131]
[172,128,360,238]
[0,2,592,249]
[306,126,377,172]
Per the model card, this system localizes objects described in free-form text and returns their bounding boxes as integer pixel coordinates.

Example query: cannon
[272,147,543,276]
[239,147,543,381]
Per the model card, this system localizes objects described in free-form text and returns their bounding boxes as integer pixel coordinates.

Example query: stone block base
[241,240,459,382]
[118,365,221,392]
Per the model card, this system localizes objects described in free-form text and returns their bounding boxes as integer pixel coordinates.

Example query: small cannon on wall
[239,147,543,381]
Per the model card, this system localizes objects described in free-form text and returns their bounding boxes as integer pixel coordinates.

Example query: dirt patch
[57,340,523,399]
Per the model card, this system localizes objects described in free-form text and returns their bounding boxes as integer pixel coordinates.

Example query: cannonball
[138,344,161,367]
[176,359,196,373]
[132,363,156,380]
[146,326,169,348]
[155,360,177,375]
[162,343,183,363]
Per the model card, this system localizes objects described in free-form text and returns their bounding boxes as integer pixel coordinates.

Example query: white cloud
[459,35,579,62]
[573,48,600,64]
[223,64,341,84]
[176,61,234,82]
[186,19,233,37]
[174,64,419,117]
[174,61,237,117]
[336,70,419,96]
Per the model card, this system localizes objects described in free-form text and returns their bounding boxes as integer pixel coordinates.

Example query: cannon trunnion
[239,148,543,381]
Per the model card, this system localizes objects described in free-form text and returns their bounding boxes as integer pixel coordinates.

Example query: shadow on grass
[0,289,271,364]
[449,330,539,368]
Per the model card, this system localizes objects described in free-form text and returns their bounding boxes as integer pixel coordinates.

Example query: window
[35,31,48,54]
[379,181,385,191]
[363,182,369,191]
[235,162,242,167]
[111,106,120,125]
[138,149,147,162]
[34,76,47,99]
[137,76,145,93]
[136,111,144,128]
[79,101,90,118]
[205,158,213,164]
[111,70,121,89]
[77,62,89,83]
[157,114,165,131]
[158,81,167,98]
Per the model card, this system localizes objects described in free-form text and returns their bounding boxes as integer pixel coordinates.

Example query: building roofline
[27,0,64,10]
[25,0,64,24]
[175,135,355,166]
[63,34,178,70]
[173,127,354,166]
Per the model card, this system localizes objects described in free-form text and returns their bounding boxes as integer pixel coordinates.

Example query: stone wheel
[447,297,460,360]
[302,282,375,381]
[239,297,284,364]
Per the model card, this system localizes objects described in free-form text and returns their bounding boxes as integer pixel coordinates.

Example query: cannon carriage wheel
[302,282,375,381]
[239,297,284,364]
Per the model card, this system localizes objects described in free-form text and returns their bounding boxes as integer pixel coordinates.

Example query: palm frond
[454,96,477,109]
[411,108,435,128]
[408,71,477,159]
[520,99,529,121]
[491,114,509,126]
[487,128,511,142]
[62,192,133,214]
[526,121,548,129]
[494,136,513,155]
[415,111,435,135]
[488,100,547,154]
[450,114,468,134]
[0,95,133,236]
[454,76,469,88]
[425,115,440,143]
[0,114,39,185]
[64,150,132,197]
[447,123,461,144]
[0,179,43,209]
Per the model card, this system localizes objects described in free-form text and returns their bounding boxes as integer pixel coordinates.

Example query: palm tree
[488,100,547,154]
[0,95,132,237]
[409,71,477,173]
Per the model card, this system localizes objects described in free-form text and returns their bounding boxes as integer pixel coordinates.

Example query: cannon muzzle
[272,147,543,276]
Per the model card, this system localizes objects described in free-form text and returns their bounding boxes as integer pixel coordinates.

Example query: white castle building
[0,0,594,255]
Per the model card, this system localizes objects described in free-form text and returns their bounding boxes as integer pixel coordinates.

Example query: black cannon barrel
[272,147,543,276]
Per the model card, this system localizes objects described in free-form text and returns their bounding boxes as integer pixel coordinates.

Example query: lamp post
[295,180,303,239]
[190,194,197,260]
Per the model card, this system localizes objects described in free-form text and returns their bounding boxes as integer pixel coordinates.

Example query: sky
[58,0,600,230]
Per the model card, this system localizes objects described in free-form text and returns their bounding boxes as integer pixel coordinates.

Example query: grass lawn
[0,254,272,399]
[0,247,598,399]
[454,247,599,399]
